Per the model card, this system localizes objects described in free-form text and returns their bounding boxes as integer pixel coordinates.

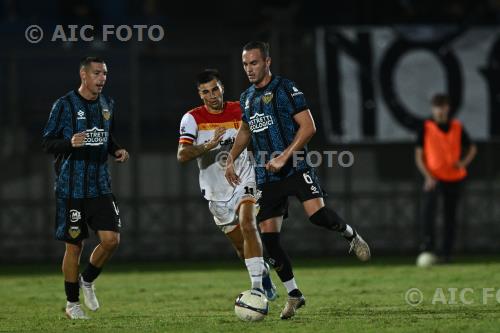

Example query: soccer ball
[416,251,438,267]
[234,289,269,321]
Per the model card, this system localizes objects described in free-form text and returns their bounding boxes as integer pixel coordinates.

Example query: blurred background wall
[0,0,499,262]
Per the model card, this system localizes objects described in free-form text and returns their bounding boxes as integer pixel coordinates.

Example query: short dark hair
[196,69,222,87]
[431,93,450,107]
[80,56,105,69]
[242,41,270,59]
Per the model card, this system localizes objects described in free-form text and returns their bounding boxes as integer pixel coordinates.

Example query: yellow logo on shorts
[68,226,81,239]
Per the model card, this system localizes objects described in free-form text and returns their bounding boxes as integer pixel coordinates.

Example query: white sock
[245,257,264,290]
[66,301,79,308]
[283,278,298,294]
[343,224,354,238]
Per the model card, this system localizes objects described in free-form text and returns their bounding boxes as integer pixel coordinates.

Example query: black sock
[309,207,347,232]
[260,232,294,283]
[289,289,303,297]
[81,263,102,283]
[65,281,79,303]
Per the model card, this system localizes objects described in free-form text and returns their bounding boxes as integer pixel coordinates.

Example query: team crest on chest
[262,92,273,104]
[102,108,111,121]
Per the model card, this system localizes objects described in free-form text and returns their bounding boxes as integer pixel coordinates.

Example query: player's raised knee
[100,234,120,251]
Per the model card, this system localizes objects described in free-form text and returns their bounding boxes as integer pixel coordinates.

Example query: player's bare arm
[225,122,251,186]
[177,127,226,163]
[456,144,477,169]
[228,122,251,163]
[265,110,316,173]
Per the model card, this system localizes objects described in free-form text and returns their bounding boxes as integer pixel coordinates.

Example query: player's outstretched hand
[225,159,240,187]
[114,149,129,163]
[71,132,87,148]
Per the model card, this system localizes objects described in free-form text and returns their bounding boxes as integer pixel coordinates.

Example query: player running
[177,69,277,300]
[42,57,129,319]
[226,41,371,319]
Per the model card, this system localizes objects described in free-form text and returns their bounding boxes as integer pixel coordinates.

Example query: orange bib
[423,119,466,181]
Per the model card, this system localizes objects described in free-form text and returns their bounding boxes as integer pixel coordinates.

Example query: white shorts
[208,181,258,234]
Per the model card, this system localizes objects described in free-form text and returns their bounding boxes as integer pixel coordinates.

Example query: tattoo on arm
[177,143,208,162]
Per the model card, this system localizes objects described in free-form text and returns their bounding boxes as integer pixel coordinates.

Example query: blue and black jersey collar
[254,75,278,92]
[74,89,100,105]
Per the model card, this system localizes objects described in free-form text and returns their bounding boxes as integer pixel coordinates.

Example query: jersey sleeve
[43,99,67,138]
[240,92,249,123]
[416,123,424,147]
[282,79,309,116]
[42,98,73,154]
[179,113,198,145]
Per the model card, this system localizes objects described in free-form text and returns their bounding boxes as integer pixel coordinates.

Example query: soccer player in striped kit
[42,57,129,319]
[226,41,371,319]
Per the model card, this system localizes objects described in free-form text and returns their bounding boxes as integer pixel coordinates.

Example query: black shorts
[55,194,121,243]
[257,170,325,222]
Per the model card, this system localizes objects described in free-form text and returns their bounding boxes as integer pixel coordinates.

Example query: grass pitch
[1,257,499,333]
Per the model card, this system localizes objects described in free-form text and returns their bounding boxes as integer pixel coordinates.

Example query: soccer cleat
[252,287,265,295]
[79,275,100,311]
[263,279,278,302]
[65,302,89,320]
[348,232,371,261]
[280,295,306,320]
[262,262,278,301]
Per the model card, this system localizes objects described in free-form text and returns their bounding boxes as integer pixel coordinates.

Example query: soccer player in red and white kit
[177,69,277,300]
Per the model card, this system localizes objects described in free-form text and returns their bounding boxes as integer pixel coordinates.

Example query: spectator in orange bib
[415,93,477,263]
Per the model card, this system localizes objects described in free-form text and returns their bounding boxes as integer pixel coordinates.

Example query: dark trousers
[420,180,463,259]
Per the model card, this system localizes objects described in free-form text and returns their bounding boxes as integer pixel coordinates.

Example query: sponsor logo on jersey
[69,209,81,223]
[77,110,86,120]
[102,108,111,121]
[220,137,235,146]
[84,127,108,146]
[262,92,273,104]
[249,112,274,133]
